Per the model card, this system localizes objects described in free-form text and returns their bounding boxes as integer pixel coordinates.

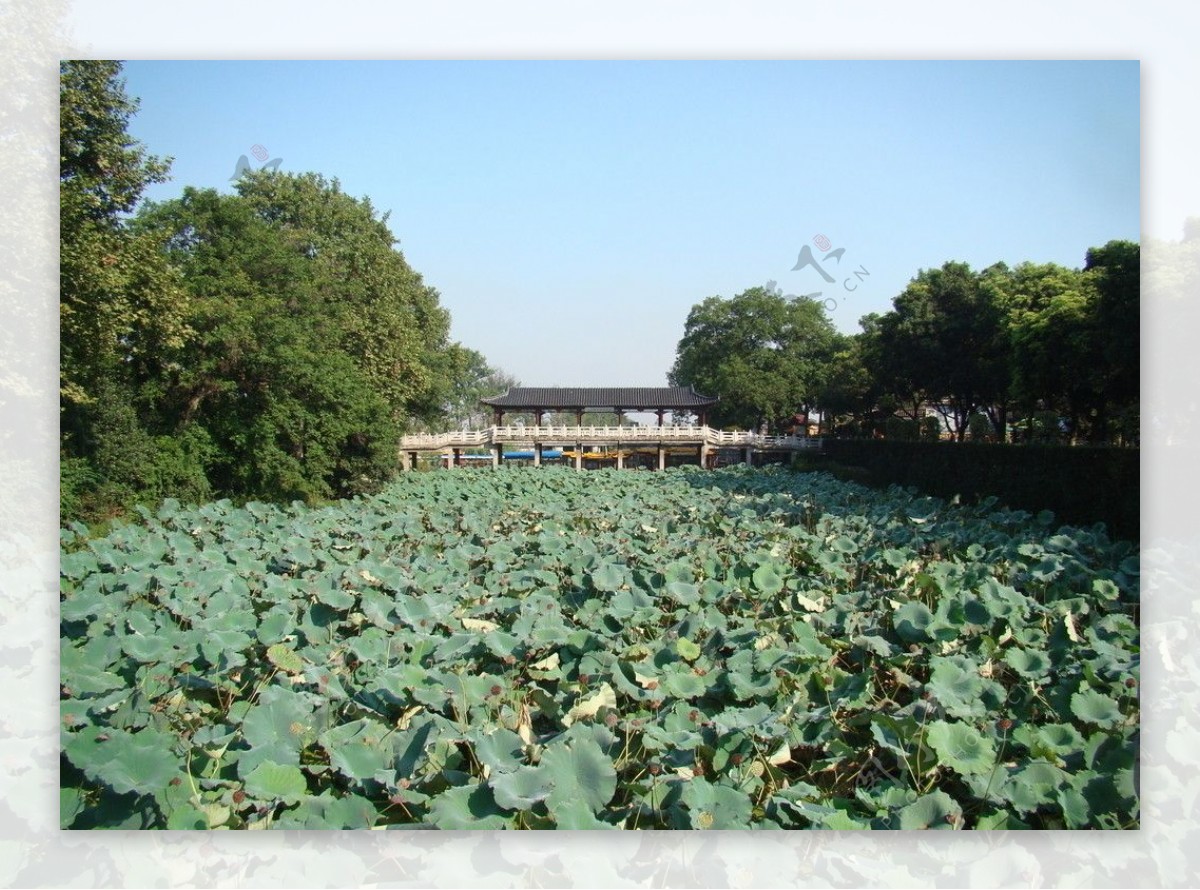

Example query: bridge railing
[492,424,713,442]
[400,425,822,451]
[398,429,492,448]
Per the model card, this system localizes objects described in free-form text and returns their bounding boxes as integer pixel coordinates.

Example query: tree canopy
[60,61,506,524]
[668,286,838,430]
[668,245,1138,445]
[818,247,1139,444]
[60,60,190,411]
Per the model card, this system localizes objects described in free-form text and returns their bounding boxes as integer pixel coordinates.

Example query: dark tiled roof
[480,386,718,409]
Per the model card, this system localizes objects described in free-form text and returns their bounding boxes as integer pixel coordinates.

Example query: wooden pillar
[656,409,665,427]
[616,409,625,426]
[657,444,666,470]
[534,409,544,427]
[576,409,584,426]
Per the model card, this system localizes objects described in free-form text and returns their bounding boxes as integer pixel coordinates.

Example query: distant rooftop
[479,386,718,410]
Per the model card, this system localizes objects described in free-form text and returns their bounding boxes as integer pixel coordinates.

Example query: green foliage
[867,261,1010,441]
[130,184,405,505]
[669,287,838,430]
[1085,242,1139,396]
[60,60,190,411]
[966,414,992,442]
[232,171,457,428]
[822,438,1139,542]
[843,250,1138,446]
[812,333,877,432]
[59,60,197,520]
[885,416,919,441]
[60,66,505,527]
[60,378,215,524]
[61,466,1138,829]
[435,347,520,431]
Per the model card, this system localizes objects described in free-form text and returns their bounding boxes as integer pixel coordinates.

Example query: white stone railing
[397,429,493,448]
[400,425,820,451]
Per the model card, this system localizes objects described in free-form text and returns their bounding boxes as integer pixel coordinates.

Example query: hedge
[815,439,1139,542]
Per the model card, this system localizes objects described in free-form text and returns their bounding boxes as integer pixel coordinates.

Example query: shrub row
[815,440,1139,542]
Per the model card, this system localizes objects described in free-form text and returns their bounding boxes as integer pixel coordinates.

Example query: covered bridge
[479,386,718,427]
[399,384,817,470]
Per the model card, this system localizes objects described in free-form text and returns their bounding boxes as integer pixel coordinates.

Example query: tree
[60,60,191,411]
[857,310,926,431]
[60,60,201,520]
[133,186,400,503]
[1085,240,1140,443]
[669,286,838,430]
[867,262,1009,441]
[233,171,454,429]
[996,261,1088,440]
[813,331,875,435]
[436,346,519,431]
[57,65,538,521]
[1001,247,1138,445]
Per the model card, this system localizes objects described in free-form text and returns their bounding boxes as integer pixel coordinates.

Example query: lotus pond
[60,465,1139,829]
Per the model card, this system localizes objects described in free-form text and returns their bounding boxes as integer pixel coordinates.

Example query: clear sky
[120,60,1140,389]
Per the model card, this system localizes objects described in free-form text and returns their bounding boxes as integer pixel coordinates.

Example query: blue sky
[120,60,1140,389]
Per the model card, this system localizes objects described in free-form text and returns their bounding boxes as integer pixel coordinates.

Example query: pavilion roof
[480,386,718,410]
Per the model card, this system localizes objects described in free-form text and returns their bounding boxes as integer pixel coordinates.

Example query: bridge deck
[400,424,820,452]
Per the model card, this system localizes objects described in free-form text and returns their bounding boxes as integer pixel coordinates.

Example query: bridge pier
[657,444,666,471]
[492,443,501,468]
[533,444,541,467]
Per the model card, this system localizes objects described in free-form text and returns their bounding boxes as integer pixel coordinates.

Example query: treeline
[60,61,507,525]
[670,247,1139,445]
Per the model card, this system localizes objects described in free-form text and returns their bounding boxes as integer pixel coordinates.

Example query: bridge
[399,424,821,470]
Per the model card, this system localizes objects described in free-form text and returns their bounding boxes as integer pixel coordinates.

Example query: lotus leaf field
[60,465,1139,830]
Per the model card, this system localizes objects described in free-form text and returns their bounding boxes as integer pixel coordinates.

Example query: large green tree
[995,261,1088,440]
[867,262,1010,441]
[60,66,506,523]
[1001,244,1139,444]
[1085,240,1140,442]
[60,60,201,520]
[669,286,838,430]
[60,60,190,412]
[134,186,408,503]
[233,171,453,428]
[857,310,926,428]
[814,331,876,435]
[857,248,1138,445]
